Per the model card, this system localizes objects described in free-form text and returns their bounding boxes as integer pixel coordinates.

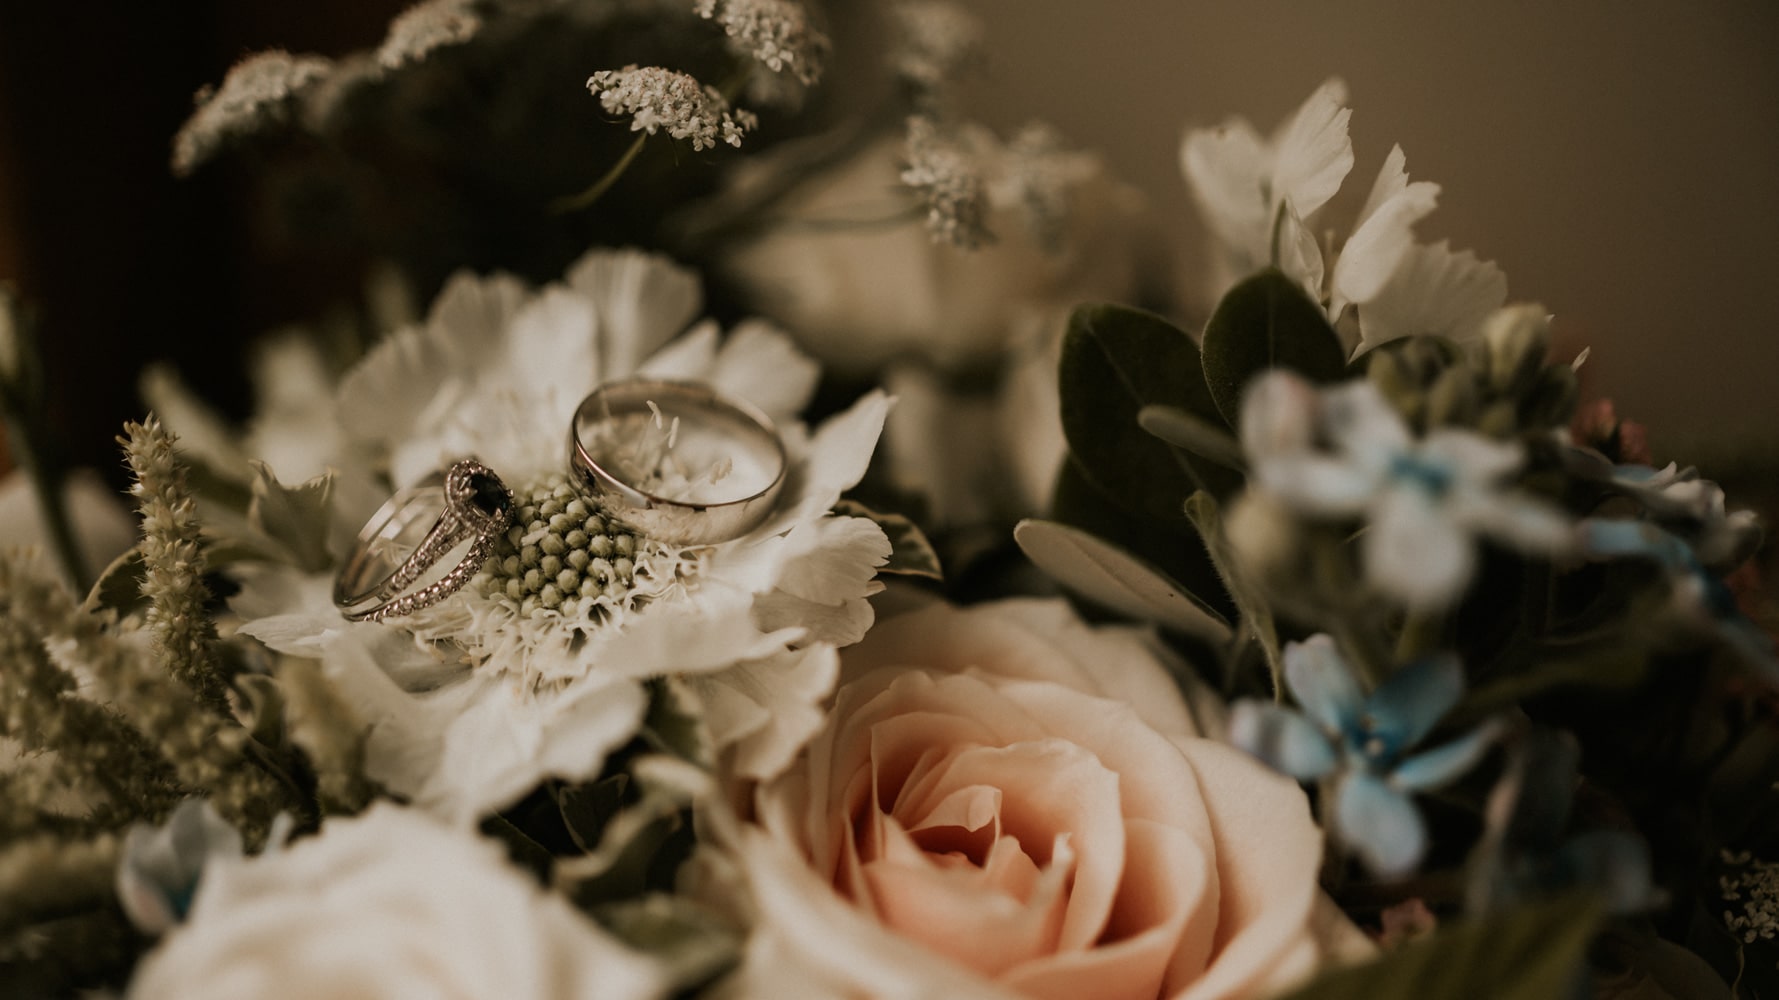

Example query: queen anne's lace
[901,116,989,249]
[695,0,829,87]
[378,0,482,70]
[587,66,759,151]
[171,51,332,176]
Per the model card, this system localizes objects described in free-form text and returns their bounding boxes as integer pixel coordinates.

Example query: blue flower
[1229,634,1501,877]
[115,799,244,935]
[1580,519,1776,678]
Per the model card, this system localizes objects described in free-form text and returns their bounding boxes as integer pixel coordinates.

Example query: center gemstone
[468,471,512,517]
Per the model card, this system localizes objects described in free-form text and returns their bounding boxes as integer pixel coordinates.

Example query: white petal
[493,287,600,421]
[420,672,648,823]
[1453,492,1575,555]
[1331,146,1440,314]
[561,247,703,380]
[687,645,840,782]
[1239,370,1319,461]
[1275,200,1326,301]
[1356,240,1507,354]
[705,319,822,423]
[1420,429,1523,485]
[1254,455,1380,516]
[1268,78,1354,220]
[636,320,722,381]
[1363,489,1475,609]
[1321,380,1413,470]
[1180,117,1272,260]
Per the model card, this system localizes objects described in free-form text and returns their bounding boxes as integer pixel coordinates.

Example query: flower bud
[1481,304,1550,395]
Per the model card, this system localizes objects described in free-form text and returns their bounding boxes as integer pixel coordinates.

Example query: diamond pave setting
[345,458,515,623]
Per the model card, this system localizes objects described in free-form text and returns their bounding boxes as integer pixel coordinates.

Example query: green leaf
[1281,894,1600,1000]
[81,546,145,617]
[834,499,942,581]
[1201,268,1348,426]
[1050,458,1233,623]
[1014,519,1231,643]
[246,462,335,572]
[555,774,631,854]
[1059,303,1240,519]
[593,895,741,993]
[1137,404,1245,471]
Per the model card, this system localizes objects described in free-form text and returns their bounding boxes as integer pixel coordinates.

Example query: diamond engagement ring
[334,458,516,622]
[568,378,788,546]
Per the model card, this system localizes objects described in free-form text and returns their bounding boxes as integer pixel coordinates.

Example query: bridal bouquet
[2,2,1773,998]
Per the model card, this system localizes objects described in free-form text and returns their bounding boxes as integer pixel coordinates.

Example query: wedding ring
[568,378,788,546]
[334,458,515,622]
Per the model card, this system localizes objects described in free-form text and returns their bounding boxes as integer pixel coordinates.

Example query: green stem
[550,133,649,215]
[1395,609,1445,663]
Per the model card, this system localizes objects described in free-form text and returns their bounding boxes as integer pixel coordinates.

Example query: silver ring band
[334,458,515,622]
[568,378,788,546]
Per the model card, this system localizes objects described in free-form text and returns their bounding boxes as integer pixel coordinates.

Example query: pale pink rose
[714,599,1359,1000]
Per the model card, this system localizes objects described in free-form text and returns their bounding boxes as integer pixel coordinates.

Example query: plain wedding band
[567,378,788,547]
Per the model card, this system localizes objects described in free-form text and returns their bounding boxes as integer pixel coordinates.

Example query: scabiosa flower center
[475,474,649,620]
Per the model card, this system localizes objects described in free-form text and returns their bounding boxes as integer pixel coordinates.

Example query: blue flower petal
[1336,771,1428,878]
[1363,653,1463,757]
[1227,701,1339,780]
[1579,519,1692,569]
[1391,719,1503,791]
[1283,635,1364,733]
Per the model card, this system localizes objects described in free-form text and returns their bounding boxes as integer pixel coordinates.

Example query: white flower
[587,66,759,151]
[719,126,1145,375]
[1241,371,1572,609]
[230,249,892,821]
[171,50,333,176]
[899,115,991,249]
[1181,78,1353,299]
[695,0,829,89]
[378,0,482,70]
[886,0,985,96]
[1181,80,1505,355]
[128,803,665,1000]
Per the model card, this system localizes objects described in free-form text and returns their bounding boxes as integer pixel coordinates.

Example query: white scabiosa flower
[1240,371,1572,609]
[230,249,892,822]
[587,66,759,151]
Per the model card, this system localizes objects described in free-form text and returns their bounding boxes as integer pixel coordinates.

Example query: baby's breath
[587,66,759,151]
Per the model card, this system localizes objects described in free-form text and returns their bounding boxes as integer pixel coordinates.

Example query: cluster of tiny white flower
[171,51,333,176]
[1721,849,1779,943]
[885,0,984,97]
[900,116,989,249]
[695,0,830,87]
[587,66,760,151]
[377,0,483,70]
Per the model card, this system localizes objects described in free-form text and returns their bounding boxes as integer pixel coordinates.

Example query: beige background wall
[961,1,1779,454]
